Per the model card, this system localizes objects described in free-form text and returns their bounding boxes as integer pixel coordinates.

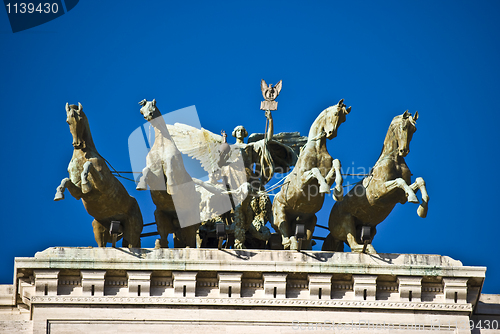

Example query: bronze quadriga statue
[54,103,143,248]
[52,91,429,253]
[323,111,429,253]
[272,100,351,250]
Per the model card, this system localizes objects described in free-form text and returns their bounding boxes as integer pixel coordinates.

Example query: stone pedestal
[0,247,494,334]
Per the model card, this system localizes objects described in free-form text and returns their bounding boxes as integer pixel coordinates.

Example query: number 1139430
[5,2,59,14]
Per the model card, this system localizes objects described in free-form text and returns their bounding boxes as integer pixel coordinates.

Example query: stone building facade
[0,247,499,333]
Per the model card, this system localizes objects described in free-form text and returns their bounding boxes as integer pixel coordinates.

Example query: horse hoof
[82,182,91,194]
[282,237,291,250]
[289,236,298,250]
[350,245,364,253]
[234,241,245,250]
[408,193,419,203]
[136,181,147,191]
[54,192,64,201]
[333,188,343,201]
[417,203,428,218]
[155,238,169,249]
[366,245,377,254]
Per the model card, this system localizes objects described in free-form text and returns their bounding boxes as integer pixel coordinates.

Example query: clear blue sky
[1,1,499,294]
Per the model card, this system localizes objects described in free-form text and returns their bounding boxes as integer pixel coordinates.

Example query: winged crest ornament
[260,79,282,111]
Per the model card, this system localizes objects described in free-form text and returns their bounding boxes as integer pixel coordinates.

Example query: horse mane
[307,105,335,139]
[81,112,96,151]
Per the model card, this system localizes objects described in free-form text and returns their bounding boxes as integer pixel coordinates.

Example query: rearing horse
[272,100,350,250]
[136,99,200,248]
[54,103,143,247]
[324,110,429,253]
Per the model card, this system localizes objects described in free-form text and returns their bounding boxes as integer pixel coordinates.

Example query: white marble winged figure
[166,123,249,225]
[166,123,244,179]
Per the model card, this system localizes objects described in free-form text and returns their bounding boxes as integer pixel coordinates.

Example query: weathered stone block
[218,272,242,298]
[353,275,376,301]
[33,270,59,296]
[308,273,332,299]
[127,271,152,297]
[172,271,197,297]
[397,276,422,302]
[263,273,287,298]
[81,270,106,296]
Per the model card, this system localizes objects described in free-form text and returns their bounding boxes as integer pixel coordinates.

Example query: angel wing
[274,80,282,96]
[248,131,307,157]
[261,79,268,99]
[167,123,224,174]
[167,123,243,175]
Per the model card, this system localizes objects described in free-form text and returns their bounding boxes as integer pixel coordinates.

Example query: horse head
[321,99,351,139]
[66,102,88,149]
[139,99,160,121]
[391,110,418,157]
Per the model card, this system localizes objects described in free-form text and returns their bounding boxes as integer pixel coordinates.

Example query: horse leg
[54,178,83,201]
[305,168,330,194]
[233,202,249,249]
[179,224,200,248]
[302,214,317,250]
[272,199,293,249]
[384,178,419,203]
[155,210,174,248]
[136,167,151,191]
[92,220,109,247]
[365,227,377,254]
[321,233,344,252]
[122,200,143,248]
[81,161,104,194]
[325,159,344,201]
[196,228,202,248]
[172,226,184,248]
[170,217,186,248]
[410,177,429,218]
[81,161,92,193]
[54,179,66,201]
[331,212,374,253]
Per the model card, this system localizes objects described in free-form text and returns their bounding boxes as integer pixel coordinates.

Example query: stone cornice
[29,295,473,312]
[15,248,487,279]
